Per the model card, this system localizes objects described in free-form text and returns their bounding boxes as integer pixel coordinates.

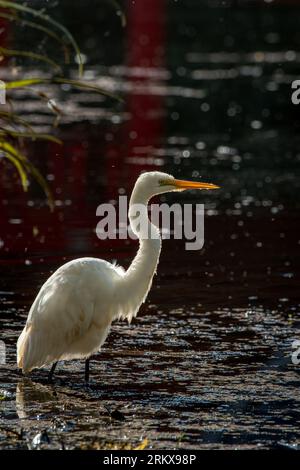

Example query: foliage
[0,0,123,210]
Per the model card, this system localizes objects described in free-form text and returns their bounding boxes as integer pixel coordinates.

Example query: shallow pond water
[0,214,299,449]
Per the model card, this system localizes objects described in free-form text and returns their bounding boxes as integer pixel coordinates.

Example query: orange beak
[173,179,220,191]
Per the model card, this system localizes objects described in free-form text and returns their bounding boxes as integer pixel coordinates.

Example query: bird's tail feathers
[17,326,30,372]
[17,326,50,373]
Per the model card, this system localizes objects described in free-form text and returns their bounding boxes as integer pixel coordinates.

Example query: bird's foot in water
[84,381,91,390]
[47,361,58,384]
[84,358,90,383]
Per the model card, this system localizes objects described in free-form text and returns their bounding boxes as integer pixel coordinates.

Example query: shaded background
[0,0,299,450]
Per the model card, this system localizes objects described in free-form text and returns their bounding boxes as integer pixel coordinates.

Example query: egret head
[132,171,220,201]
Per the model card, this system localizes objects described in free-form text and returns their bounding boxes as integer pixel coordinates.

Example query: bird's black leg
[85,358,90,383]
[48,361,58,383]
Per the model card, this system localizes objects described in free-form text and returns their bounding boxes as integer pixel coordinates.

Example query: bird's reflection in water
[16,379,58,419]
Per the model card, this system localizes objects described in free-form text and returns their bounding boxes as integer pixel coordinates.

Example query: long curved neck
[126,190,161,279]
[117,189,162,322]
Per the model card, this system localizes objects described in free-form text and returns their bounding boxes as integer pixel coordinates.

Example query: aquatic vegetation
[0,0,83,75]
[0,0,123,209]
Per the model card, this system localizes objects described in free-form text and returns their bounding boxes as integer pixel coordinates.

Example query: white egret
[17,171,219,382]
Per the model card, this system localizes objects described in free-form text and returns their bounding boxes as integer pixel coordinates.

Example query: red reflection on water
[0,1,166,263]
[126,0,166,174]
[105,0,166,196]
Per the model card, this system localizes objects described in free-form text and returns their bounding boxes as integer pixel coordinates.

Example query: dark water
[0,0,300,449]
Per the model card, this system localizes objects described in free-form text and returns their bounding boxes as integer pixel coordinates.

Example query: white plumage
[17,171,219,379]
[18,259,121,372]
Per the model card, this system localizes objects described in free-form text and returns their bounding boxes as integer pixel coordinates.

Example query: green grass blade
[104,0,127,27]
[0,111,36,134]
[0,1,83,76]
[5,77,122,102]
[0,11,70,63]
[0,129,62,145]
[0,46,62,73]
[4,78,48,89]
[0,141,54,210]
[53,78,123,102]
[0,143,29,191]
